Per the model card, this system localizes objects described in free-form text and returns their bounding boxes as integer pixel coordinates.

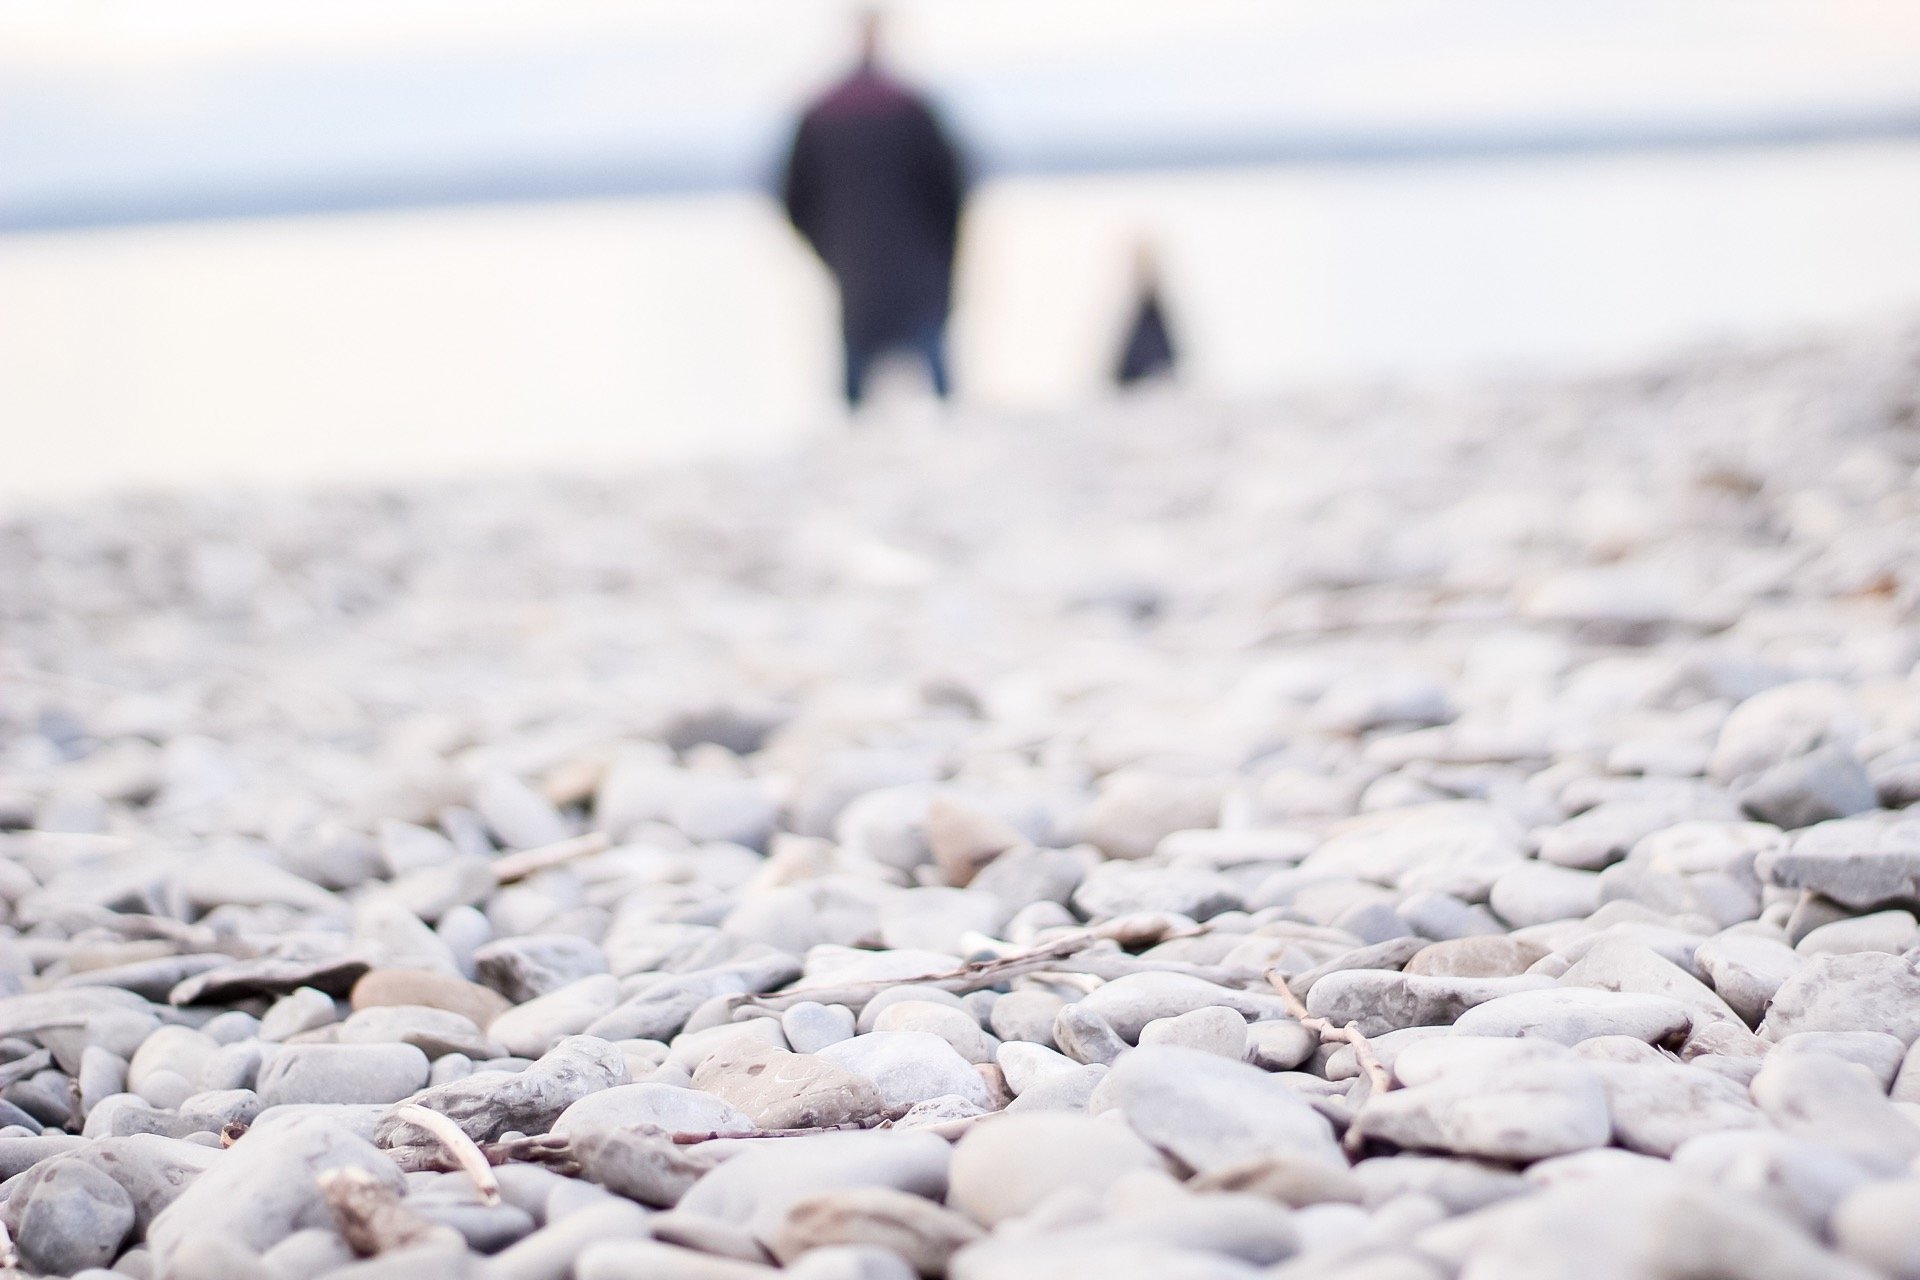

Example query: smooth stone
[1771,1030,1907,1089]
[1756,821,1920,910]
[146,1115,403,1266]
[1446,1177,1877,1280]
[1304,971,1554,1038]
[577,1238,776,1280]
[259,987,338,1042]
[1403,936,1549,979]
[691,1041,887,1130]
[1488,863,1603,928]
[374,1036,628,1144]
[766,1186,983,1274]
[1832,1178,1920,1280]
[1088,1046,1344,1173]
[1796,909,1920,957]
[677,1130,951,1243]
[1584,1059,1762,1156]
[127,1026,219,1097]
[337,1006,497,1060]
[1052,1005,1127,1066]
[256,1043,430,1107]
[781,1003,857,1055]
[993,1041,1081,1096]
[487,1199,651,1280]
[1075,973,1287,1042]
[551,1082,754,1140]
[8,1156,137,1274]
[871,1002,999,1065]
[487,974,621,1058]
[1002,1064,1109,1114]
[947,1113,1165,1225]
[1138,1007,1247,1059]
[1072,863,1240,921]
[816,1033,991,1110]
[1245,1020,1317,1071]
[1353,1046,1609,1163]
[1760,952,1920,1045]
[1693,932,1801,1025]
[473,770,570,849]
[1750,1052,1920,1175]
[474,935,610,1004]
[1670,1129,1871,1234]
[1450,988,1692,1046]
[1078,772,1227,861]
[261,1228,357,1280]
[351,969,512,1030]
[1738,746,1877,829]
[985,991,1063,1049]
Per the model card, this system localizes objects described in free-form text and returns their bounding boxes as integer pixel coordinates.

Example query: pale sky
[5,0,1920,227]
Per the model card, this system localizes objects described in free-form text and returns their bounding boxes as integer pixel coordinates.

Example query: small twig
[481,1133,576,1174]
[319,1166,463,1257]
[669,1120,872,1144]
[393,1104,501,1205]
[1267,970,1393,1096]
[490,831,611,884]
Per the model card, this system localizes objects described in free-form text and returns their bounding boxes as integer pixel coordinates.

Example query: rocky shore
[3,325,1920,1279]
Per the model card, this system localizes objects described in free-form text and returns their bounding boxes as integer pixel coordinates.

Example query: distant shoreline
[8,107,1920,235]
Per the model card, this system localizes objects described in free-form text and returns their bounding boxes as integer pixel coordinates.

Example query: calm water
[4,139,1920,502]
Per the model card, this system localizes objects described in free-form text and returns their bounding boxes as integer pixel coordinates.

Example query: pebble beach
[5,322,1920,1279]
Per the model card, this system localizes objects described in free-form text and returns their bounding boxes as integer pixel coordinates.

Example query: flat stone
[691,1041,888,1130]
[374,1036,628,1144]
[1585,1059,1762,1156]
[947,1113,1165,1225]
[1073,973,1287,1042]
[1760,952,1920,1045]
[551,1082,755,1139]
[871,1002,999,1065]
[1304,971,1554,1038]
[351,969,512,1029]
[677,1130,951,1244]
[767,1186,983,1274]
[781,1002,857,1055]
[487,974,621,1058]
[1489,863,1604,927]
[1750,1051,1920,1175]
[1451,984,1692,1046]
[1088,1046,1344,1173]
[474,935,610,1004]
[1738,746,1877,830]
[1693,932,1801,1025]
[336,1005,496,1059]
[147,1114,403,1267]
[1138,1007,1247,1059]
[1403,936,1549,979]
[1770,1030,1907,1089]
[256,1043,430,1107]
[7,1155,137,1274]
[816,1032,990,1111]
[1353,1041,1609,1162]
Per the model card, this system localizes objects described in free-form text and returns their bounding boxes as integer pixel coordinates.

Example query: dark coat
[1116,287,1177,385]
[781,67,965,352]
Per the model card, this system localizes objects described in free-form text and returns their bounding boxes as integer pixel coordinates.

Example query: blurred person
[1114,242,1177,387]
[781,9,966,409]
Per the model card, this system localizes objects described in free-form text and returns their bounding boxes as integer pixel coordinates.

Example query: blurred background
[4,0,1920,500]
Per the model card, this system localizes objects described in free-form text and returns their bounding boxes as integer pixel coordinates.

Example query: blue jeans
[844,323,950,406]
